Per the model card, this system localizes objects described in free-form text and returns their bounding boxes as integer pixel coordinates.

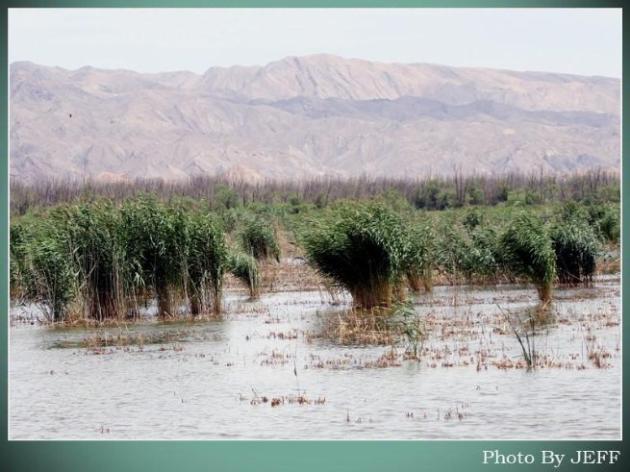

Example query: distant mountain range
[10,54,620,183]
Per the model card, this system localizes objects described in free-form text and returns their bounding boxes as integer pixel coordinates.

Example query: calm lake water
[9,278,621,440]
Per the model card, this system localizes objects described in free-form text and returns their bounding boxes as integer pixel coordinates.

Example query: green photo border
[0,2,626,471]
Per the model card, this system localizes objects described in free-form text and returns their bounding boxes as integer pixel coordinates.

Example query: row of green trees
[10,196,279,321]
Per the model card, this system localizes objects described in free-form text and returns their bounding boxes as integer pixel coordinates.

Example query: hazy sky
[9,8,622,77]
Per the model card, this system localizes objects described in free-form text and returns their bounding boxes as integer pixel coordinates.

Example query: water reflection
[9,279,621,439]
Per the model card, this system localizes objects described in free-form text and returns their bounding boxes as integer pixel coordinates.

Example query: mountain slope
[10,55,620,183]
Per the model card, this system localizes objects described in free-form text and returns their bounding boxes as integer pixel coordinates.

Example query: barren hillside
[10,55,620,183]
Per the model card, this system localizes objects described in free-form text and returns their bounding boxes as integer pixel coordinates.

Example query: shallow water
[9,278,621,440]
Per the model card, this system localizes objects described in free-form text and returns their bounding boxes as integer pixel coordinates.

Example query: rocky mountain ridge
[10,54,620,183]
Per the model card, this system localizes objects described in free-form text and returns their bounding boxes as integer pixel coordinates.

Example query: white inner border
[5,6,624,442]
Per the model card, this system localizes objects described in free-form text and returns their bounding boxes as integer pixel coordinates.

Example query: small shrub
[524,191,543,205]
[466,185,485,205]
[413,181,453,210]
[463,209,483,230]
[213,184,241,210]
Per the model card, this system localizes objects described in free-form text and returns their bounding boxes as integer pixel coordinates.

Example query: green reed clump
[559,201,589,222]
[586,204,620,243]
[186,212,229,314]
[120,196,189,317]
[301,202,408,309]
[462,208,483,230]
[10,216,76,321]
[10,220,37,300]
[228,252,260,299]
[238,216,280,261]
[435,223,469,283]
[11,197,234,321]
[434,222,501,284]
[551,220,599,285]
[30,236,76,321]
[402,222,434,293]
[500,214,557,303]
[461,227,501,282]
[61,202,127,320]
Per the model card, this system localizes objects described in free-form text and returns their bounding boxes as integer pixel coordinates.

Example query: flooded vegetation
[10,277,620,439]
[9,173,621,439]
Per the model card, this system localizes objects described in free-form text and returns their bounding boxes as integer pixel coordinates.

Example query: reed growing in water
[402,222,434,293]
[10,216,75,321]
[9,184,620,322]
[228,252,260,299]
[10,196,235,321]
[186,212,229,314]
[62,202,126,321]
[551,221,598,286]
[301,202,409,309]
[499,214,557,304]
[120,196,189,317]
[238,216,281,262]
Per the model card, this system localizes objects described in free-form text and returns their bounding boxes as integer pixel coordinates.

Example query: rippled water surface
[10,278,621,439]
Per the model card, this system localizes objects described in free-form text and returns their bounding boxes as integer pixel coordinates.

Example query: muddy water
[9,278,621,439]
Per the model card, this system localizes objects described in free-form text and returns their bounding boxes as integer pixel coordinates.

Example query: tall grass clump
[30,236,76,321]
[551,221,599,285]
[10,217,75,321]
[228,252,260,299]
[402,222,434,293]
[586,204,620,243]
[435,223,469,284]
[499,214,556,304]
[462,208,483,230]
[462,227,501,283]
[435,222,501,284]
[10,220,36,301]
[120,196,188,317]
[61,202,127,320]
[301,202,408,309]
[238,216,281,262]
[186,212,229,314]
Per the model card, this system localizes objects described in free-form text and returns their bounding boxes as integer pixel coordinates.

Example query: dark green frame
[0,2,626,471]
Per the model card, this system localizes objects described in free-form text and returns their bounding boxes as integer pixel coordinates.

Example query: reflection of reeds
[309,310,397,346]
[308,304,426,353]
[247,387,325,407]
[48,325,218,353]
